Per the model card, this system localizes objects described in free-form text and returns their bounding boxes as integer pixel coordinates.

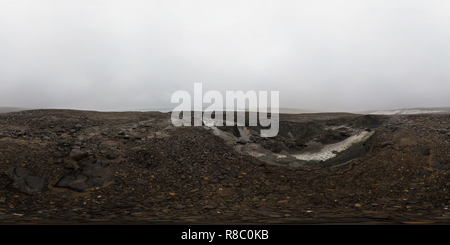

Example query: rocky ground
[1,109,450,224]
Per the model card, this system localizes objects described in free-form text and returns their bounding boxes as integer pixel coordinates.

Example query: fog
[1,0,450,112]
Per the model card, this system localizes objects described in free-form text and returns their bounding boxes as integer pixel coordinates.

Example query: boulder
[55,164,114,192]
[70,149,88,161]
[412,146,430,156]
[3,167,48,195]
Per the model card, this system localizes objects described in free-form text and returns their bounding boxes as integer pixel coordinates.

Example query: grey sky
[1,0,450,112]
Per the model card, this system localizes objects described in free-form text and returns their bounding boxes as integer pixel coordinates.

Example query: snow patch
[292,131,374,161]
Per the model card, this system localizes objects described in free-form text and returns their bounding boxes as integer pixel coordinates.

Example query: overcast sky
[1,0,450,112]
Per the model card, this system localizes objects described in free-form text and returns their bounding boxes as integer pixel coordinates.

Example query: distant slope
[357,107,450,115]
[0,107,31,114]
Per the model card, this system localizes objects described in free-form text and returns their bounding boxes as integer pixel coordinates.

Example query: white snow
[292,131,374,161]
[369,109,445,115]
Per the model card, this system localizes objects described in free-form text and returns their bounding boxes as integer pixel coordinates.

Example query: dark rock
[94,159,110,167]
[81,164,114,181]
[4,166,30,182]
[431,162,446,171]
[202,205,216,210]
[381,141,395,147]
[64,163,75,170]
[118,131,126,135]
[53,152,65,158]
[55,164,114,192]
[106,153,119,159]
[56,175,103,192]
[25,176,47,190]
[70,149,88,161]
[412,146,430,156]
[3,167,48,195]
[123,135,131,139]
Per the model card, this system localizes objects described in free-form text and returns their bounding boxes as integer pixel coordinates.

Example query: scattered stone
[70,149,88,161]
[174,205,185,210]
[431,162,446,171]
[381,141,395,147]
[53,152,65,158]
[202,205,215,209]
[135,179,148,184]
[106,153,119,159]
[64,163,75,170]
[94,160,110,167]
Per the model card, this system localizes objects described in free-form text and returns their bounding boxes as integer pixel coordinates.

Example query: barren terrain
[1,108,450,224]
